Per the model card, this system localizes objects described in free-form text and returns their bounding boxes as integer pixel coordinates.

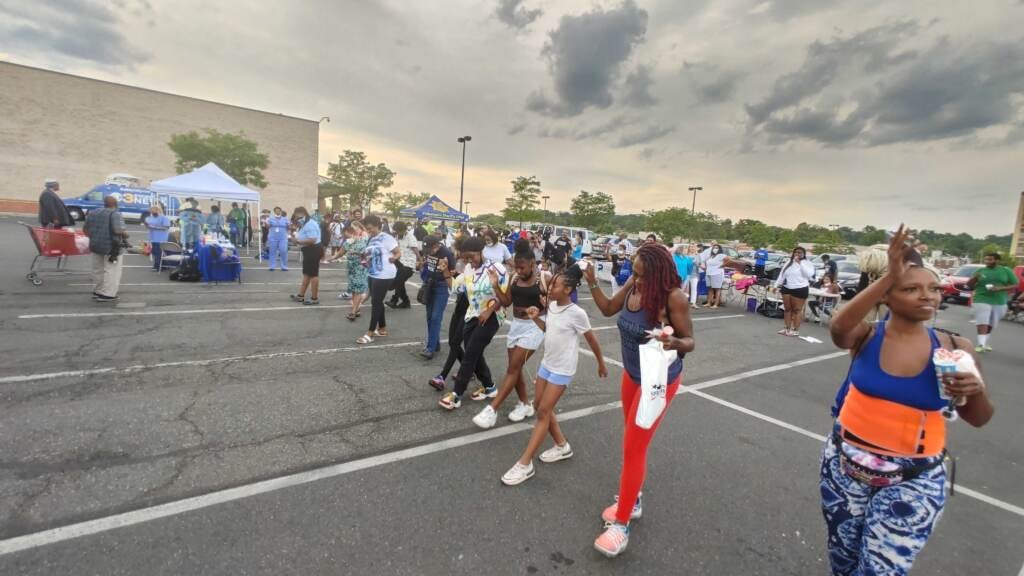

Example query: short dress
[345,236,369,294]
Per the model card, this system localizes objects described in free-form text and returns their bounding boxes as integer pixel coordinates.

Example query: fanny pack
[832,430,949,489]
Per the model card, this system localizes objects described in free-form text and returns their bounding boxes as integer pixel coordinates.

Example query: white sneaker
[539,442,574,463]
[508,401,535,422]
[472,405,498,429]
[501,461,535,486]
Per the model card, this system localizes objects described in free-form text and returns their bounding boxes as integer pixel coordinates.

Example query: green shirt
[972,265,1016,305]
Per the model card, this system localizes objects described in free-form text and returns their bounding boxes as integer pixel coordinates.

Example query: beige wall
[0,61,317,212]
[1012,191,1024,262]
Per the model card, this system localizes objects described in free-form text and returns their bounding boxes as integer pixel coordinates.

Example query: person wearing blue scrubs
[267,207,290,271]
[179,197,204,249]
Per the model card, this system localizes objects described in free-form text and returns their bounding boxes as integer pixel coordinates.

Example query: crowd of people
[32,182,1008,570]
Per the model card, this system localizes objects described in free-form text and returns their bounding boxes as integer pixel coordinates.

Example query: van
[64,183,181,222]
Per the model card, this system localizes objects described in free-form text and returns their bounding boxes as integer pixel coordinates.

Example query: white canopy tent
[150,163,263,258]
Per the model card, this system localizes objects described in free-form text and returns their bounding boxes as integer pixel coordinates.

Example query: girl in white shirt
[500,265,608,486]
[773,246,816,336]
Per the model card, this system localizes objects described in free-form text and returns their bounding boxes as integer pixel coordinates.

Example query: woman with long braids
[472,239,550,428]
[584,244,695,558]
[774,246,815,336]
[822,226,993,574]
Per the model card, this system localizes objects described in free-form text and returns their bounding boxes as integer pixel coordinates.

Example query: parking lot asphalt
[1,216,1021,575]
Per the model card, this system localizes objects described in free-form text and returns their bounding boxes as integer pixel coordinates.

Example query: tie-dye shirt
[456,262,510,322]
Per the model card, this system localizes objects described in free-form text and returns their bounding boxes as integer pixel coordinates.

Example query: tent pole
[257,198,263,262]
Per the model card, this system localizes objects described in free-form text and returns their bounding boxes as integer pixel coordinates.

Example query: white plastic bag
[636,337,676,429]
[74,233,90,253]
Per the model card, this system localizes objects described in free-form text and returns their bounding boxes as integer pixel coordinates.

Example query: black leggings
[452,315,499,396]
[440,293,469,378]
[390,262,414,304]
[368,277,393,332]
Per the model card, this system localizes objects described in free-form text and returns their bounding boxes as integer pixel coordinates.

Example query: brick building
[0,61,318,215]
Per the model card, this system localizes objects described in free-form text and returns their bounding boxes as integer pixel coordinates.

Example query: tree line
[165,133,1011,261]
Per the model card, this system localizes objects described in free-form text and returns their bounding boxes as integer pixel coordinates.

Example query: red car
[940,264,984,304]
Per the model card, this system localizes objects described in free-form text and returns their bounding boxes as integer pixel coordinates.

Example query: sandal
[356,334,374,345]
[290,294,304,302]
[346,312,358,322]
[374,329,389,337]
[303,299,319,306]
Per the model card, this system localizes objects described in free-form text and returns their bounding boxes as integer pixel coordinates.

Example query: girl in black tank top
[471,241,549,429]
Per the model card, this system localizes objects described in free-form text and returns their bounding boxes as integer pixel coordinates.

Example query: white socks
[978,334,989,346]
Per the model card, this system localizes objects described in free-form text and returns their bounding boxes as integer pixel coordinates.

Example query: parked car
[592,235,616,260]
[812,253,854,276]
[832,260,864,299]
[940,264,984,304]
[739,252,789,280]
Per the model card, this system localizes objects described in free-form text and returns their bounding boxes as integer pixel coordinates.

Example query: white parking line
[0,341,844,557]
[0,317,740,384]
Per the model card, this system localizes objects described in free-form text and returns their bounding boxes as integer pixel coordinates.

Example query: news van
[63,176,180,222]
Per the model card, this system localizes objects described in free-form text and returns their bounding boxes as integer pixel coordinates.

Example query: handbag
[636,337,676,429]
[416,278,433,305]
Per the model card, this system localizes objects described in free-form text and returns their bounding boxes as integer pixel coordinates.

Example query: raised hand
[886,224,914,280]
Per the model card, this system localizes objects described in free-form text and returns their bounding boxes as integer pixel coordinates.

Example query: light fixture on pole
[688,186,703,213]
[457,136,472,214]
[542,195,550,213]
[464,201,471,217]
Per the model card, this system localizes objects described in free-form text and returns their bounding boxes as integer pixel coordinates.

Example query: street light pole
[457,136,472,214]
[542,195,550,214]
[688,186,703,214]
[464,201,471,217]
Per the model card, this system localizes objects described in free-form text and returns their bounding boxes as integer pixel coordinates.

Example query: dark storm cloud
[526,0,648,117]
[622,65,658,108]
[536,115,635,142]
[0,0,149,67]
[506,122,527,136]
[494,0,543,30]
[746,23,1024,148]
[683,61,740,104]
[745,21,918,125]
[755,0,846,21]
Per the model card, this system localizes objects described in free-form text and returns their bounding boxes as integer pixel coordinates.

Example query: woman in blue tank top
[822,225,993,575]
[583,244,695,558]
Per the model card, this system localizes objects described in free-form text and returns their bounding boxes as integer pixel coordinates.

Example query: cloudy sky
[2,0,1023,235]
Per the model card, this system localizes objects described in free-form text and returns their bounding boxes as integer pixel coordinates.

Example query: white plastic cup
[935,361,956,400]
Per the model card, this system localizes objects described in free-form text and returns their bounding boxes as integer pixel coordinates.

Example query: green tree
[646,208,693,243]
[382,191,430,219]
[167,129,269,188]
[325,150,396,211]
[977,243,1012,263]
[502,176,542,226]
[570,190,616,231]
[774,230,799,252]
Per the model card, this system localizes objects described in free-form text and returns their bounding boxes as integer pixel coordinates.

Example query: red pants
[616,371,682,524]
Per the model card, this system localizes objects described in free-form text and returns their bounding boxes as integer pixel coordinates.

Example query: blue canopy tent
[399,195,469,222]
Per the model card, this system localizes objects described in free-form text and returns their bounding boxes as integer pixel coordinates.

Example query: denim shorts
[538,364,574,386]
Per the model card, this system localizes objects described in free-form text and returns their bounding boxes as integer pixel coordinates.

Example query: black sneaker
[385,300,399,309]
[418,350,436,360]
[95,294,119,303]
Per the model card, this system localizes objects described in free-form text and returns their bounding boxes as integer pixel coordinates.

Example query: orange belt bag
[837,384,946,458]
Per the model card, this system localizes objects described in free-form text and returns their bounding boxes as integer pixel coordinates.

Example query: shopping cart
[21,222,92,286]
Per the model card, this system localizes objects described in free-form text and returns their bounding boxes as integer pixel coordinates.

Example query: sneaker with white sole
[539,442,574,463]
[601,494,642,523]
[438,392,461,410]
[594,522,630,558]
[508,401,535,422]
[472,405,498,429]
[470,385,497,401]
[501,461,535,486]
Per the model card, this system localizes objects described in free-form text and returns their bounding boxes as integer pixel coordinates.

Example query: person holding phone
[774,247,815,336]
[822,225,994,575]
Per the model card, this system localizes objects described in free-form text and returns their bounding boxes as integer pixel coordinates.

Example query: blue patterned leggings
[819,438,946,575]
